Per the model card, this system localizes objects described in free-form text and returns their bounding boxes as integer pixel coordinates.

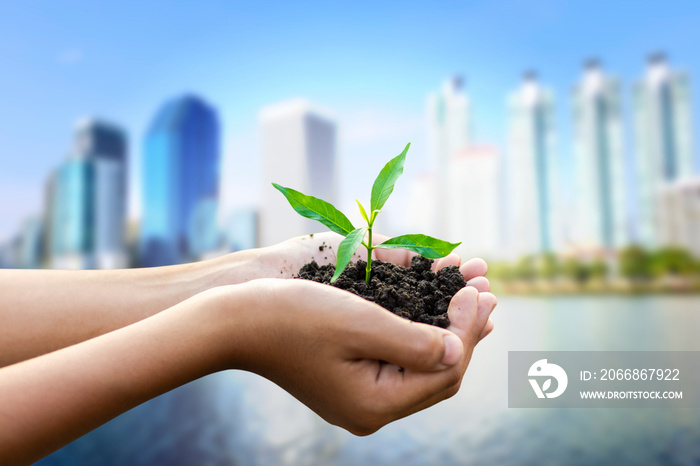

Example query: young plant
[272,142,461,283]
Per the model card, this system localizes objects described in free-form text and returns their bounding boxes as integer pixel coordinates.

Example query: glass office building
[51,158,95,269]
[140,95,221,266]
[49,120,128,269]
[76,119,128,269]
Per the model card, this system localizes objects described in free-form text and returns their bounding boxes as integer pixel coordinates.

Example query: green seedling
[273,142,461,283]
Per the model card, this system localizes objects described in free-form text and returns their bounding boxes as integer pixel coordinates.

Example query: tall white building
[427,76,471,174]
[447,146,502,260]
[657,178,700,257]
[409,78,502,259]
[507,72,560,256]
[413,77,471,237]
[633,53,695,248]
[407,173,441,238]
[260,99,338,246]
[571,59,628,251]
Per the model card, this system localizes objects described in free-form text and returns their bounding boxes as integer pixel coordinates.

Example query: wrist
[199,247,282,289]
[200,279,283,372]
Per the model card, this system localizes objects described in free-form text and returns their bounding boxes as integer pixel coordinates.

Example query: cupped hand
[260,231,495,339]
[223,277,497,435]
[260,231,491,292]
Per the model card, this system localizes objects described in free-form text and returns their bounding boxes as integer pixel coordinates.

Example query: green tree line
[488,246,700,285]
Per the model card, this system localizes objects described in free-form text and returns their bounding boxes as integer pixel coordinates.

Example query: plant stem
[365,227,373,282]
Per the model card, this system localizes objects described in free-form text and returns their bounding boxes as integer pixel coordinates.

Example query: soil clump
[296,256,466,328]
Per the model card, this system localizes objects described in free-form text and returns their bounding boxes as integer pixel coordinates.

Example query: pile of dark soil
[296,256,466,328]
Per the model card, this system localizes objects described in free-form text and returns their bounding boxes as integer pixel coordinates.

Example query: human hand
[215,277,497,435]
[255,231,494,338]
[254,231,491,291]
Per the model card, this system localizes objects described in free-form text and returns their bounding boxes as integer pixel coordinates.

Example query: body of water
[37,296,700,465]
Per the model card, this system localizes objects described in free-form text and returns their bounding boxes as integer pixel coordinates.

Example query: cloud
[56,48,84,65]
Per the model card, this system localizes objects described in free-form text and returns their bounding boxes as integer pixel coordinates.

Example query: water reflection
[38,296,700,465]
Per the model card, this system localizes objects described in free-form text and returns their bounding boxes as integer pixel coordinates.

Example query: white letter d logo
[528,359,568,399]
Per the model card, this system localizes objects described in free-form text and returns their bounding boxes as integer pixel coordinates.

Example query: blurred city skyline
[1,1,700,247]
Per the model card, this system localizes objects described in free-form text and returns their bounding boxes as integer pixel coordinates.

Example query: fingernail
[442,333,463,366]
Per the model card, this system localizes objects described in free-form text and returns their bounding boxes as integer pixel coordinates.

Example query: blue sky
[1,0,699,241]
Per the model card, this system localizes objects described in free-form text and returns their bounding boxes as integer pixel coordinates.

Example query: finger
[474,292,497,337]
[391,376,463,422]
[373,247,415,268]
[373,360,464,417]
[369,289,487,419]
[446,288,496,348]
[478,318,495,341]
[433,253,461,271]
[377,292,490,415]
[445,286,480,343]
[361,233,414,267]
[373,319,480,416]
[345,309,463,372]
[460,258,488,281]
[364,287,491,423]
[466,276,490,292]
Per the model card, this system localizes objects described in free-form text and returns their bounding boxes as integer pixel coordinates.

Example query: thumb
[447,287,497,348]
[346,308,464,372]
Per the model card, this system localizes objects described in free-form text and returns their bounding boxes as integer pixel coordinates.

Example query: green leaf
[370,142,410,213]
[376,234,461,259]
[272,183,354,236]
[332,227,367,282]
[356,200,369,224]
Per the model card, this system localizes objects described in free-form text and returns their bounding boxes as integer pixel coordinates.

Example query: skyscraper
[633,53,695,248]
[447,146,502,260]
[51,157,95,269]
[427,76,471,174]
[75,119,128,268]
[571,59,627,251]
[425,77,471,236]
[140,95,221,266]
[50,119,128,269]
[507,71,559,256]
[259,99,337,246]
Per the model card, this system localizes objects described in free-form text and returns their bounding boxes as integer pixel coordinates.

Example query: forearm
[0,285,247,466]
[0,248,264,367]
[0,275,496,465]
